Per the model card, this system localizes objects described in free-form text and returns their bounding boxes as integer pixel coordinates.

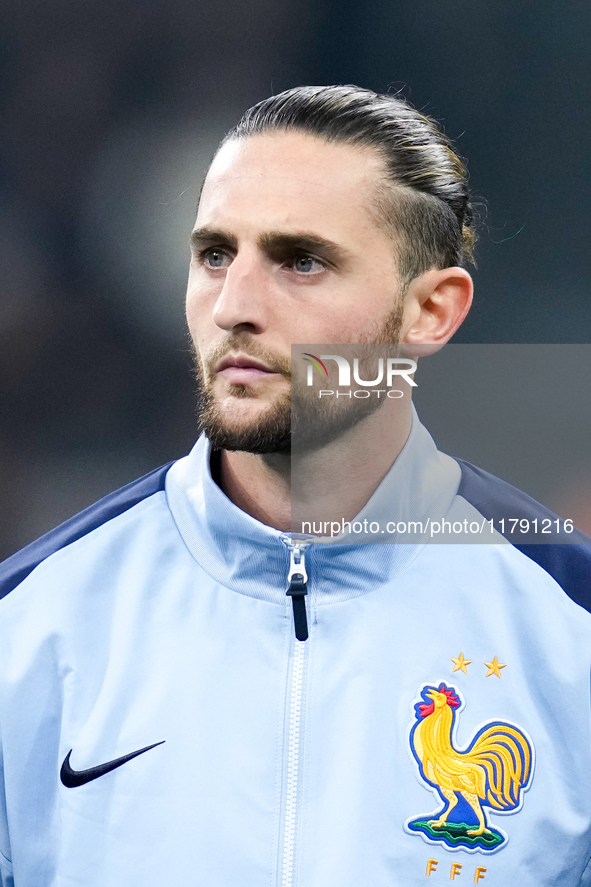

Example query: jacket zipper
[286,544,309,641]
[280,541,310,887]
[281,636,305,887]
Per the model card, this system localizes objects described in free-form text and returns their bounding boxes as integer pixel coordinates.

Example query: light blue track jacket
[1,415,591,886]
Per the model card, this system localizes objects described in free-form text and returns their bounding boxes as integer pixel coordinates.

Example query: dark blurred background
[2,0,591,557]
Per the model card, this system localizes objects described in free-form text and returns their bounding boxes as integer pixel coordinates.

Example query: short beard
[194,336,293,454]
[193,298,405,455]
[197,382,293,454]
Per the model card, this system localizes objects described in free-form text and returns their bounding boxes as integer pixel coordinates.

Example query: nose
[212,251,269,334]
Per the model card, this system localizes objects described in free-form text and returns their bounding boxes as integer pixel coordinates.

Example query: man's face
[186,130,407,453]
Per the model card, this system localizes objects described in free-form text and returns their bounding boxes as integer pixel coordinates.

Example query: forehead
[196,131,387,238]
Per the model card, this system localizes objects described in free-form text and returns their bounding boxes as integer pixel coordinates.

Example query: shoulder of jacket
[455,457,591,612]
[0,461,174,601]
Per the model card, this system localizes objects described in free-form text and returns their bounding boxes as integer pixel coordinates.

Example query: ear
[399,267,473,356]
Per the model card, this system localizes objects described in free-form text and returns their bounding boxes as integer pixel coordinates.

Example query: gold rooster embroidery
[407,683,533,852]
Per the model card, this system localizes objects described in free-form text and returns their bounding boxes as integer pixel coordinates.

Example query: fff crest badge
[405,683,534,853]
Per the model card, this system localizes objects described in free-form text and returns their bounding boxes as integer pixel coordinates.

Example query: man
[0,85,590,886]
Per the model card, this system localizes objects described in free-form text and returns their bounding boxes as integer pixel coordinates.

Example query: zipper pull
[286,545,309,642]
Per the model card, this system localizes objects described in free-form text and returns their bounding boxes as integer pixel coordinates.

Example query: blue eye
[292,256,323,273]
[202,248,230,269]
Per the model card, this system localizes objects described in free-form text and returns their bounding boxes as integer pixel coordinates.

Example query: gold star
[451,652,472,674]
[484,656,506,678]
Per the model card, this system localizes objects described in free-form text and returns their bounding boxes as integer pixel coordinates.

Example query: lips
[214,353,280,385]
[216,355,274,374]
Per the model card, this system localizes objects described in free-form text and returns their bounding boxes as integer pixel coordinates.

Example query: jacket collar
[165,408,461,604]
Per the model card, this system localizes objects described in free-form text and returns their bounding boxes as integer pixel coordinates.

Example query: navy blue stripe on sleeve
[457,459,591,613]
[0,462,173,600]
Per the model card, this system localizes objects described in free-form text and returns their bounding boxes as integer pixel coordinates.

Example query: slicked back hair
[220,85,476,288]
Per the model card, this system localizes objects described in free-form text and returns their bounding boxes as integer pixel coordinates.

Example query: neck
[219,399,413,533]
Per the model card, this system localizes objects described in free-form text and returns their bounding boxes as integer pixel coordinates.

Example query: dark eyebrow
[189,227,238,251]
[258,232,349,265]
[190,227,349,266]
